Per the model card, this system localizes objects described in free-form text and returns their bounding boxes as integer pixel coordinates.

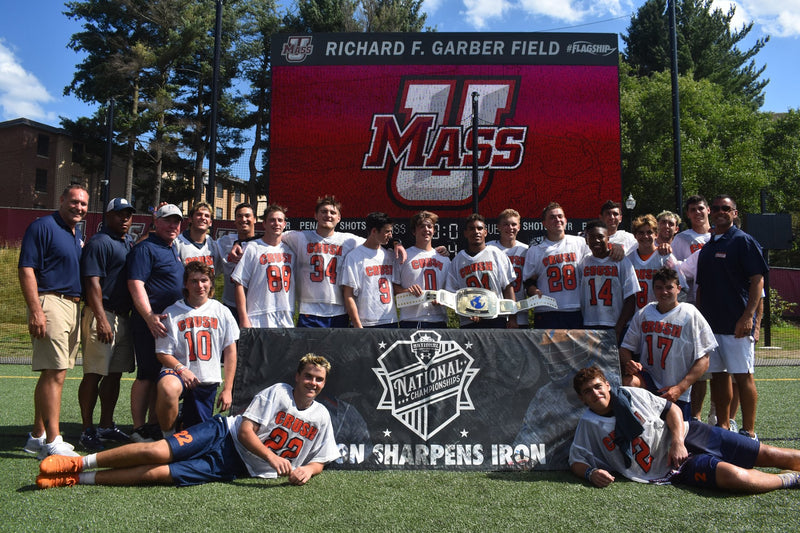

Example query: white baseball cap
[155,204,183,219]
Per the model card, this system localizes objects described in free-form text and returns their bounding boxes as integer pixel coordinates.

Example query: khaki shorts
[31,294,80,371]
[81,307,135,375]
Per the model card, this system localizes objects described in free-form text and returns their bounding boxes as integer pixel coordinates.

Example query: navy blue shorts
[669,421,760,489]
[533,310,583,329]
[159,369,218,428]
[297,314,349,328]
[399,320,448,329]
[639,370,692,421]
[167,416,248,487]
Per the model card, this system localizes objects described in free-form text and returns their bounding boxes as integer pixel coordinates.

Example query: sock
[79,471,96,485]
[778,472,800,489]
[83,454,98,470]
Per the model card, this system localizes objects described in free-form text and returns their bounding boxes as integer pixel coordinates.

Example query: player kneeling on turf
[37,354,340,488]
[155,261,239,438]
[569,366,800,493]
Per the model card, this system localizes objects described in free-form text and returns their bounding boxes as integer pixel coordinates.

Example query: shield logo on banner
[373,331,479,440]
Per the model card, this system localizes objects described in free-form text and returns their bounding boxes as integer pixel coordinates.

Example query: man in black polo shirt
[78,198,137,450]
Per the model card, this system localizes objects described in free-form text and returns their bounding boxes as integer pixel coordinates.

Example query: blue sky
[1,0,798,125]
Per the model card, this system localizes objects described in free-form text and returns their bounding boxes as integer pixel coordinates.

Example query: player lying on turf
[36,354,340,489]
[569,366,800,493]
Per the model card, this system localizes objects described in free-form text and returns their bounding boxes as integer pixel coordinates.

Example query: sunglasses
[710,205,734,213]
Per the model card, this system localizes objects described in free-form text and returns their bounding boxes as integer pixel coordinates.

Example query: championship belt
[396,288,558,320]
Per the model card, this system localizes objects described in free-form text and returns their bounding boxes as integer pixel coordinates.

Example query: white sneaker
[23,432,46,455]
[37,435,80,460]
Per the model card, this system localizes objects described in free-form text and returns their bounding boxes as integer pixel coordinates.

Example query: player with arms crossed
[523,202,591,329]
[393,211,450,329]
[231,204,295,328]
[579,220,639,343]
[488,209,529,327]
[341,212,398,328]
[37,354,340,488]
[446,214,517,329]
[569,366,800,493]
[155,262,239,437]
[619,267,715,420]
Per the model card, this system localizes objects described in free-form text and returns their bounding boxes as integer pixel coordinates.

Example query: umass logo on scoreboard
[362,76,527,209]
[373,330,479,440]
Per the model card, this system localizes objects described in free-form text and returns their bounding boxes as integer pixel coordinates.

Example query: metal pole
[668,0,683,218]
[206,0,223,204]
[761,188,772,347]
[471,92,479,214]
[102,98,115,225]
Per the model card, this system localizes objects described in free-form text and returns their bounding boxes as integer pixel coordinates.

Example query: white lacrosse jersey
[488,240,530,325]
[671,229,710,261]
[629,250,687,310]
[523,235,590,312]
[174,231,221,275]
[228,383,340,478]
[569,386,688,483]
[392,246,450,323]
[341,245,397,326]
[217,233,253,307]
[282,230,364,317]
[156,298,239,385]
[621,302,717,402]
[230,239,296,328]
[579,254,640,327]
[446,246,516,327]
[609,230,638,255]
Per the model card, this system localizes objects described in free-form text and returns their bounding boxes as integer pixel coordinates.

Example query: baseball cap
[155,204,183,219]
[106,197,136,213]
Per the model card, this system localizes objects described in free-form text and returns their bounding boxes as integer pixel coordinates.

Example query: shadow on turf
[1,422,131,455]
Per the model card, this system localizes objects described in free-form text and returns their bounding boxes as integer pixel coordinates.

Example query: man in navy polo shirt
[127,204,185,442]
[696,194,768,440]
[78,198,137,450]
[19,184,89,458]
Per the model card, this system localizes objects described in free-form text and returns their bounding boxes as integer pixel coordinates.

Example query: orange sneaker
[36,473,79,489]
[39,454,84,474]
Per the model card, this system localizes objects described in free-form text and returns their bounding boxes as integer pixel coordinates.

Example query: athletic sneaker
[130,425,154,443]
[79,428,105,451]
[738,428,759,441]
[97,423,131,443]
[728,419,739,433]
[37,435,80,460]
[23,432,46,455]
[36,473,79,490]
[40,454,84,474]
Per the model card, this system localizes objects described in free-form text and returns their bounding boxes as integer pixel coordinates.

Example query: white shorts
[708,334,754,374]
[247,311,294,328]
[81,307,135,375]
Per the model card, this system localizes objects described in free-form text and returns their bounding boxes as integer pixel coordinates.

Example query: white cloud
[0,40,56,122]
[424,0,446,14]
[461,0,514,29]
[714,1,800,37]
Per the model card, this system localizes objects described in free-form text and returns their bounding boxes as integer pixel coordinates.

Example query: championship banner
[269,32,621,241]
[233,328,621,471]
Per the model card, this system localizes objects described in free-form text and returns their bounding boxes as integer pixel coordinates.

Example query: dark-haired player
[569,366,800,493]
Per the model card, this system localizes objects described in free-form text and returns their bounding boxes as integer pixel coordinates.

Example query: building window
[37,135,50,157]
[216,183,223,198]
[72,142,84,163]
[35,169,48,192]
[234,190,241,202]
[216,207,223,219]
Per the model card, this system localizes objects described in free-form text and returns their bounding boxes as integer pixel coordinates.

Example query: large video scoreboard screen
[270,33,620,241]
